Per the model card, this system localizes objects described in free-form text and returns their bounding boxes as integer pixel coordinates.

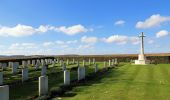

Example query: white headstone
[35,61,40,70]
[41,59,45,66]
[77,61,79,67]
[32,60,36,66]
[104,61,107,68]
[39,76,48,96]
[67,59,69,65]
[22,61,27,68]
[2,63,7,70]
[115,58,118,64]
[22,68,28,82]
[27,60,31,66]
[89,59,91,65]
[0,85,9,100]
[0,72,3,85]
[64,70,70,85]
[108,60,111,67]
[60,60,63,66]
[52,61,55,67]
[95,64,98,73]
[83,60,85,67]
[72,58,75,64]
[8,62,13,68]
[111,59,114,66]
[93,58,95,64]
[62,63,66,71]
[41,66,47,76]
[78,67,85,81]
[12,63,18,74]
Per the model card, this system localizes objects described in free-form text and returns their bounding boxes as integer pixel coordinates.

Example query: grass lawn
[57,63,170,100]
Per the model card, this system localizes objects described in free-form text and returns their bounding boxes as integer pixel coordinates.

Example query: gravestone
[0,85,9,100]
[39,76,48,96]
[27,60,31,66]
[56,58,59,64]
[2,63,7,70]
[111,59,114,66]
[89,59,91,65]
[115,58,118,64]
[67,59,69,65]
[35,60,40,69]
[83,60,85,67]
[93,58,95,64]
[8,62,13,68]
[22,68,28,82]
[41,59,45,66]
[0,63,2,69]
[22,61,27,68]
[62,63,66,71]
[64,70,70,85]
[52,61,55,67]
[95,64,98,73]
[12,62,18,74]
[72,58,75,64]
[108,60,111,67]
[60,60,63,66]
[41,66,47,76]
[0,72,3,85]
[78,67,85,81]
[77,61,79,67]
[32,60,35,66]
[104,61,107,68]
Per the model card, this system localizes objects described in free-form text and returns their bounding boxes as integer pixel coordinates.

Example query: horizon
[0,0,170,55]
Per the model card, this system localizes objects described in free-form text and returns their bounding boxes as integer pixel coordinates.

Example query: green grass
[56,64,170,100]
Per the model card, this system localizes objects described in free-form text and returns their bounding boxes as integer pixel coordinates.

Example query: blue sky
[0,0,170,55]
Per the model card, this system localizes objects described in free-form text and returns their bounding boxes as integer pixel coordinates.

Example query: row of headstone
[0,60,109,99]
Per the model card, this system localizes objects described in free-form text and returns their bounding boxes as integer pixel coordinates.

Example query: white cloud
[55,24,89,35]
[66,40,78,44]
[130,37,140,45]
[136,14,170,29]
[103,35,128,44]
[81,36,98,44]
[102,35,140,45]
[55,40,65,45]
[148,40,154,44]
[0,24,36,37]
[9,43,36,50]
[0,24,90,37]
[114,20,125,26]
[156,30,169,38]
[43,42,54,47]
[78,44,93,49]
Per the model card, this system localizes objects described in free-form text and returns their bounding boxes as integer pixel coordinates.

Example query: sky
[0,0,170,55]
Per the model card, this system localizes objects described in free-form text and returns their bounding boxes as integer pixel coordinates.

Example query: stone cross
[139,32,145,55]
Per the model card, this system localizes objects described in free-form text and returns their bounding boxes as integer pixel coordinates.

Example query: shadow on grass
[50,64,126,99]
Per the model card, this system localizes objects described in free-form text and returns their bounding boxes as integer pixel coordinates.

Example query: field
[55,63,170,100]
[2,61,170,100]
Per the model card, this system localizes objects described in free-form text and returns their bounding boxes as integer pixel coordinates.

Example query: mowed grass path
[60,64,170,100]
